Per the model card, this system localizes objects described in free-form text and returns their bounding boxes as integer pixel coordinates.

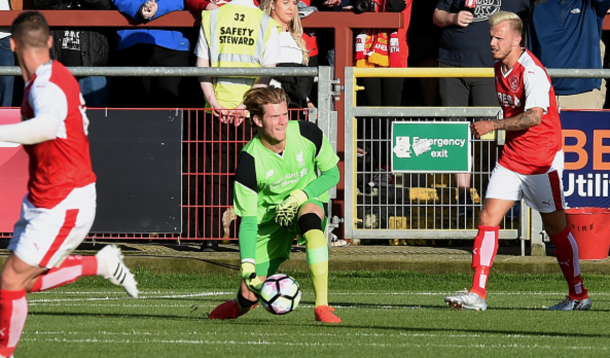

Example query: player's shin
[550,226,588,300]
[0,289,27,357]
[299,214,329,307]
[30,255,98,292]
[470,226,499,299]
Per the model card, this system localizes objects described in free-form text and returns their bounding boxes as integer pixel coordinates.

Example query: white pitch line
[28,292,234,304]
[30,291,610,300]
[24,330,610,341]
[17,337,610,351]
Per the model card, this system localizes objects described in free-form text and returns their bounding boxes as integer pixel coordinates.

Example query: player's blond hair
[260,0,309,65]
[243,87,289,126]
[488,11,522,36]
[11,11,50,49]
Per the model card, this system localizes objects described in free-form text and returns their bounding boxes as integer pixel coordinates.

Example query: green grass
[15,270,610,357]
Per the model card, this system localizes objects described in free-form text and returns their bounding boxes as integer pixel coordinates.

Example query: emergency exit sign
[391,122,471,173]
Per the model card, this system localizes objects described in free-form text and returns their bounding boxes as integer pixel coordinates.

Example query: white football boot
[96,245,139,298]
[444,291,487,311]
[548,296,591,311]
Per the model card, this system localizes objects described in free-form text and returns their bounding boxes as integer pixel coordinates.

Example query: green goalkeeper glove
[240,262,263,294]
[274,189,308,230]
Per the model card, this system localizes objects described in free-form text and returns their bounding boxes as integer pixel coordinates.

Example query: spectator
[194,0,281,249]
[529,0,610,109]
[0,0,15,107]
[354,0,411,187]
[309,0,342,68]
[110,0,198,108]
[433,0,529,216]
[186,0,229,12]
[406,0,441,106]
[33,0,114,107]
[261,0,315,115]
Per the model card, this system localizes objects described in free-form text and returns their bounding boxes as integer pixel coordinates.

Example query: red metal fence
[0,108,308,241]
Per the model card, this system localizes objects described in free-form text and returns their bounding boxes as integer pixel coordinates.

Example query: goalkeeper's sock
[470,226,499,300]
[237,290,258,311]
[30,255,98,292]
[0,289,27,357]
[301,214,329,307]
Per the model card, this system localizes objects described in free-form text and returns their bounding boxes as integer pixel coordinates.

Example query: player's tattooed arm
[493,108,543,131]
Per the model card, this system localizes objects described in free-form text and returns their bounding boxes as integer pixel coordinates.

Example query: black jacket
[33,0,114,67]
[273,63,314,109]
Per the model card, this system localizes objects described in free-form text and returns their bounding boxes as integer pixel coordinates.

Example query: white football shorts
[485,152,565,213]
[8,183,97,269]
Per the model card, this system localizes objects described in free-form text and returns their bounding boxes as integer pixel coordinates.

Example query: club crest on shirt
[509,74,520,92]
[296,151,305,168]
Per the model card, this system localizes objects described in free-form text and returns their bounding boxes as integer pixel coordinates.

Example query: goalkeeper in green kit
[208,87,341,323]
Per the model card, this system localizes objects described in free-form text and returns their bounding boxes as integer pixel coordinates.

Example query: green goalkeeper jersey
[234,120,339,225]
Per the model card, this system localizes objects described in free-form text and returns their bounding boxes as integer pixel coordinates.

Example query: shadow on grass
[311,299,604,312]
[214,316,610,339]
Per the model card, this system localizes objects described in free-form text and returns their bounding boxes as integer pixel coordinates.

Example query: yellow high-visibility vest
[201,5,280,109]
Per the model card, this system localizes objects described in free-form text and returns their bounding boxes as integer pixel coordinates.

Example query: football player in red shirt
[0,12,138,357]
[444,11,590,312]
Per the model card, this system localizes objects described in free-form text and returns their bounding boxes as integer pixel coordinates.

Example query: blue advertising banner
[561,111,610,208]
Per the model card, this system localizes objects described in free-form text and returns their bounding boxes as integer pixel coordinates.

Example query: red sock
[31,256,98,293]
[550,226,588,300]
[470,226,499,300]
[0,289,27,358]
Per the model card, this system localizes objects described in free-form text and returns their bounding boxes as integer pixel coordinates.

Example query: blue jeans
[79,76,109,107]
[0,36,15,107]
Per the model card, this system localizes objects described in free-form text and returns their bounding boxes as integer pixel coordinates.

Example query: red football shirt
[21,61,96,209]
[495,49,563,175]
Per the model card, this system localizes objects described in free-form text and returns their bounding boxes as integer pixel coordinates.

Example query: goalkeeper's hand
[240,262,263,295]
[274,189,308,230]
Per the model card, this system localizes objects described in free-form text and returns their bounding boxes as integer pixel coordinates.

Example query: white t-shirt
[194,0,280,67]
[277,31,304,64]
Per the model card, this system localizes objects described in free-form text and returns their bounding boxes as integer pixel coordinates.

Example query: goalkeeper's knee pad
[298,213,323,235]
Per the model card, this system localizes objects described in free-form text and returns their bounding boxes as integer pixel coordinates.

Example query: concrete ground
[5,241,605,276]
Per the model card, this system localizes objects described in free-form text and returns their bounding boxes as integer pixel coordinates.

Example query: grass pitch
[17,270,610,358]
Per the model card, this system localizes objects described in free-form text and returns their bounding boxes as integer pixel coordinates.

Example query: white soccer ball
[259,274,302,315]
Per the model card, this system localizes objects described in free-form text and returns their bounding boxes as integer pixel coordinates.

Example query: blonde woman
[261,0,315,115]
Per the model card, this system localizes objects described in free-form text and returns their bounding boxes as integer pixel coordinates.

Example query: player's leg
[445,164,520,310]
[540,210,589,311]
[523,167,590,310]
[209,223,289,319]
[0,253,46,358]
[208,264,273,320]
[297,200,340,323]
[23,185,137,297]
[28,245,138,298]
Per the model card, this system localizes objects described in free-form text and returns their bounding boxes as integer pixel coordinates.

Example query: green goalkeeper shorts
[254,199,327,277]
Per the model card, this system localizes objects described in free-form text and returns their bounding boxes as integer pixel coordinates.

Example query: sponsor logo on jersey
[497,92,522,108]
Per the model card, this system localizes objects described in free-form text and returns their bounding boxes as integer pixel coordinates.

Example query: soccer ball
[259,274,302,315]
